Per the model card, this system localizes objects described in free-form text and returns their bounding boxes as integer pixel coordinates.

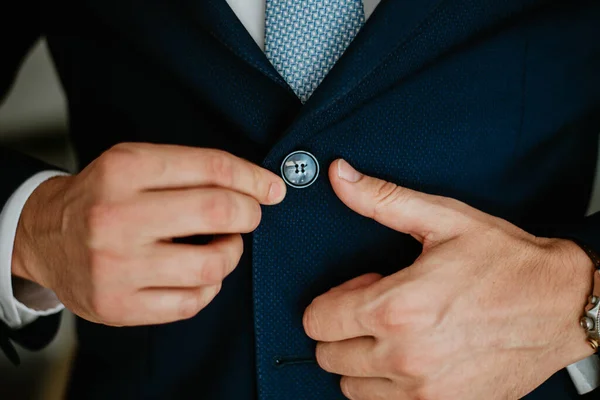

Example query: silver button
[280,151,319,189]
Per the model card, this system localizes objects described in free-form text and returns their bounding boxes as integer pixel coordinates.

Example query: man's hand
[304,159,595,400]
[11,143,286,326]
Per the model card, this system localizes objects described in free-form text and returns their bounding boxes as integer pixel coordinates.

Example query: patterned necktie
[265,0,365,103]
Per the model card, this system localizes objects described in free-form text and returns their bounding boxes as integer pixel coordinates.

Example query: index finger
[303,287,372,342]
[112,143,287,205]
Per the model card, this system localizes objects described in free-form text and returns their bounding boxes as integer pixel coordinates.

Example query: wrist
[547,239,596,364]
[11,176,70,287]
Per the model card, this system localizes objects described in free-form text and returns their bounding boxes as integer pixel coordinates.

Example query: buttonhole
[273,356,316,368]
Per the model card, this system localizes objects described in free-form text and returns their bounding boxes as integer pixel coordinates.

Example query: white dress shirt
[0,0,598,394]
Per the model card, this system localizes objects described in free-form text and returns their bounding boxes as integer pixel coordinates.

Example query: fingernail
[337,159,362,183]
[268,182,285,203]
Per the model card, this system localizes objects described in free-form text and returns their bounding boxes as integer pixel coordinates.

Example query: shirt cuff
[567,356,600,395]
[0,171,68,329]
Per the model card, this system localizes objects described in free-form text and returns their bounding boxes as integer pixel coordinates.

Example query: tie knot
[265,0,365,103]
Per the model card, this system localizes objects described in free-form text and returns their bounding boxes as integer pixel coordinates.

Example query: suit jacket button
[280,151,319,188]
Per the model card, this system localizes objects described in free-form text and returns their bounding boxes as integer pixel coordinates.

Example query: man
[1,0,599,398]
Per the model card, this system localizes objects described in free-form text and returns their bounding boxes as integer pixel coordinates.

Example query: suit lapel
[300,0,443,117]
[180,0,291,91]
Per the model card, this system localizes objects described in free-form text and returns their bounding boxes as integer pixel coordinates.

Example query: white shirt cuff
[567,356,600,395]
[0,171,68,329]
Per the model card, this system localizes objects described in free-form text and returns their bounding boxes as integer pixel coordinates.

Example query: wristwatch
[581,270,600,350]
[579,243,600,351]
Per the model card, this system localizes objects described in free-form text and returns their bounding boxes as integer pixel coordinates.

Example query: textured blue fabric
[1,0,599,399]
[265,0,365,103]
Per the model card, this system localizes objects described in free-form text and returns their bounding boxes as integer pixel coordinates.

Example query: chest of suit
[38,0,600,399]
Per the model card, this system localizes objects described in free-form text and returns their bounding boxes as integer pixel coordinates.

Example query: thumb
[328,273,384,293]
[329,159,469,244]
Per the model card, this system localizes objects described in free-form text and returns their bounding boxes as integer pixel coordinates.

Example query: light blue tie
[265,0,365,103]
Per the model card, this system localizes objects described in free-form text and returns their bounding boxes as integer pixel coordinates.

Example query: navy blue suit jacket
[1,0,600,398]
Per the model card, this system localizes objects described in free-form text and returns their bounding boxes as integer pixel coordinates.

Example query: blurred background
[0,40,600,400]
[0,40,75,400]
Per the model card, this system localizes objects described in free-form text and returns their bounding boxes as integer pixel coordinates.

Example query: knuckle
[388,351,414,376]
[88,290,120,324]
[413,384,441,400]
[108,142,139,156]
[178,295,201,320]
[440,196,463,210]
[179,285,222,320]
[231,234,245,260]
[372,296,407,332]
[251,166,269,200]
[96,143,140,180]
[85,204,122,247]
[86,251,131,323]
[245,201,262,232]
[203,192,236,228]
[372,182,406,217]
[388,347,432,379]
[199,284,221,308]
[207,152,235,186]
[437,197,476,230]
[211,283,223,297]
[199,255,227,285]
[105,143,168,185]
[368,287,432,335]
